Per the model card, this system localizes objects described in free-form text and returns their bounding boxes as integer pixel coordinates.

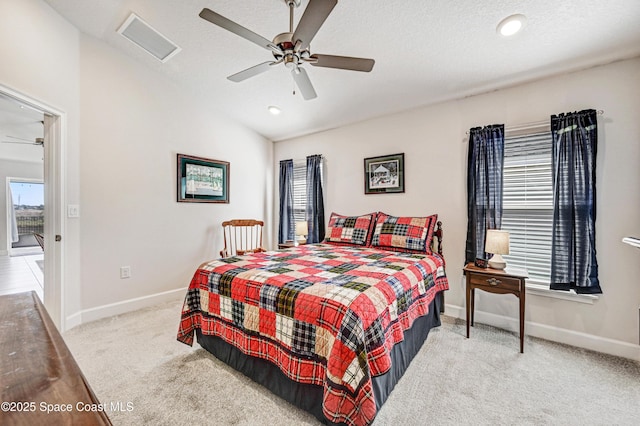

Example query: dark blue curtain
[465,125,505,264]
[305,154,325,244]
[550,110,601,294]
[278,159,294,244]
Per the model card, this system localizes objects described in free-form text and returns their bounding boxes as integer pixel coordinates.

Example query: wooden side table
[0,292,111,425]
[463,263,528,353]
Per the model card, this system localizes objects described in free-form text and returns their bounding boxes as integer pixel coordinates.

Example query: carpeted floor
[63,300,640,425]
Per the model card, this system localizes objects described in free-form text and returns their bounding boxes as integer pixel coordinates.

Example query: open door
[0,86,65,330]
[42,112,64,330]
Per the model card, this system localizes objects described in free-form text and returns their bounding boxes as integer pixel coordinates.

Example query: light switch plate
[67,204,80,218]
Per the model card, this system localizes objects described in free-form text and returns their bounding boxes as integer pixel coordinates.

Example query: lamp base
[296,236,307,245]
[488,253,507,270]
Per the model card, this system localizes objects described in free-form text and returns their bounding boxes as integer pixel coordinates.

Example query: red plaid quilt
[177,244,448,426]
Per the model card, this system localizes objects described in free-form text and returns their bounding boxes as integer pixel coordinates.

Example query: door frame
[1,83,66,330]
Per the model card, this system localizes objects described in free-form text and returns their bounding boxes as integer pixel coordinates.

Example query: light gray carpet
[63,300,640,425]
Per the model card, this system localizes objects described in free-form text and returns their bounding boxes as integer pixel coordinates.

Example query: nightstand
[463,263,528,353]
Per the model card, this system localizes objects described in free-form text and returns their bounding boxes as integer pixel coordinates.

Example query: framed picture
[177,153,229,203]
[364,153,405,194]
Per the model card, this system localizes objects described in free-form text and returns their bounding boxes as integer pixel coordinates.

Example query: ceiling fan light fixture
[198,0,373,100]
[497,14,527,37]
[284,53,299,69]
[268,106,282,115]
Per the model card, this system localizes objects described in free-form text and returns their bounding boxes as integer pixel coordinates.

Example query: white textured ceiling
[43,0,640,141]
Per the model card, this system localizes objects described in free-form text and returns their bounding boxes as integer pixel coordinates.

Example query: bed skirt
[195,290,444,425]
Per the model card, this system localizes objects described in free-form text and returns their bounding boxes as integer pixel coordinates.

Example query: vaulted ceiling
[42,0,640,141]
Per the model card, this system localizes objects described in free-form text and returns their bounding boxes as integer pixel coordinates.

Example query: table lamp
[295,222,308,245]
[485,229,510,270]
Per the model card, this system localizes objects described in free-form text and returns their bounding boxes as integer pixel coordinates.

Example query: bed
[177,212,448,426]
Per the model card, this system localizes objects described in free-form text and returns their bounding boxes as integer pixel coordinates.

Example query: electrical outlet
[120,266,131,279]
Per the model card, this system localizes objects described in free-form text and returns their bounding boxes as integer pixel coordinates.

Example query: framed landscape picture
[177,153,229,203]
[364,153,405,194]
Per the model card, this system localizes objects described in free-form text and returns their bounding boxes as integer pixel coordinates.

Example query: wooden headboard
[433,221,443,255]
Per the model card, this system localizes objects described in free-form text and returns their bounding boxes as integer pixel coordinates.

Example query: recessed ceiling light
[268,106,281,115]
[497,14,527,37]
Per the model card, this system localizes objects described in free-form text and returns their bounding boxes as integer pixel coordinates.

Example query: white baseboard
[445,304,640,361]
[65,287,187,331]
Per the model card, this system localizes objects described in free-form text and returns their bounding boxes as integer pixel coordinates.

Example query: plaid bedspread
[177,244,448,426]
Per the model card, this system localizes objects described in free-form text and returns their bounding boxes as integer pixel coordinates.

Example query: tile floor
[0,251,44,300]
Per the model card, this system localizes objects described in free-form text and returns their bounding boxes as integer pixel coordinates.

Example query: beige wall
[78,35,273,311]
[274,58,640,358]
[0,0,82,318]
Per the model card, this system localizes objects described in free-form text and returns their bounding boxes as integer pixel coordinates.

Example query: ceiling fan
[199,0,375,100]
[1,135,44,146]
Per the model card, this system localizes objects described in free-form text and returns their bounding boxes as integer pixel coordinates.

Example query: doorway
[8,180,44,254]
[0,85,64,329]
[1,179,45,299]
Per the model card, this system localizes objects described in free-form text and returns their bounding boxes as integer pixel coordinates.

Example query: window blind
[502,131,553,283]
[292,157,324,225]
[292,160,306,224]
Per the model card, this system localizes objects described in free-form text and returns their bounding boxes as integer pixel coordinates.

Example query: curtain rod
[465,110,604,135]
[292,154,324,164]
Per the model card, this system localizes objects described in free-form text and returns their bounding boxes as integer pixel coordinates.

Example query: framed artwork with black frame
[177,153,229,203]
[364,153,405,194]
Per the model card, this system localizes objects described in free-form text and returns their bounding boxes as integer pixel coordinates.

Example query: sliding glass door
[8,179,44,255]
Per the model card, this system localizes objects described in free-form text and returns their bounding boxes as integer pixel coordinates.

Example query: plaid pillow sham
[324,212,377,246]
[371,212,438,254]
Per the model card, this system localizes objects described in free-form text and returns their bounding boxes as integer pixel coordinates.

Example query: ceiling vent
[117,13,181,63]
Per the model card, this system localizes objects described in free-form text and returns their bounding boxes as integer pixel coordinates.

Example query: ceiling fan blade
[228,61,277,82]
[309,54,375,72]
[2,140,36,145]
[5,135,34,142]
[199,8,281,54]
[291,67,317,100]
[293,0,337,51]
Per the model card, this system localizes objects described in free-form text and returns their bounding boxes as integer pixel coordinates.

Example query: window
[292,159,324,224]
[502,130,553,284]
[292,160,306,224]
[8,180,44,250]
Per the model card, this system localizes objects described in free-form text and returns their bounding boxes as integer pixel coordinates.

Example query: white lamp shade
[485,229,509,270]
[295,222,308,236]
[485,229,510,255]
